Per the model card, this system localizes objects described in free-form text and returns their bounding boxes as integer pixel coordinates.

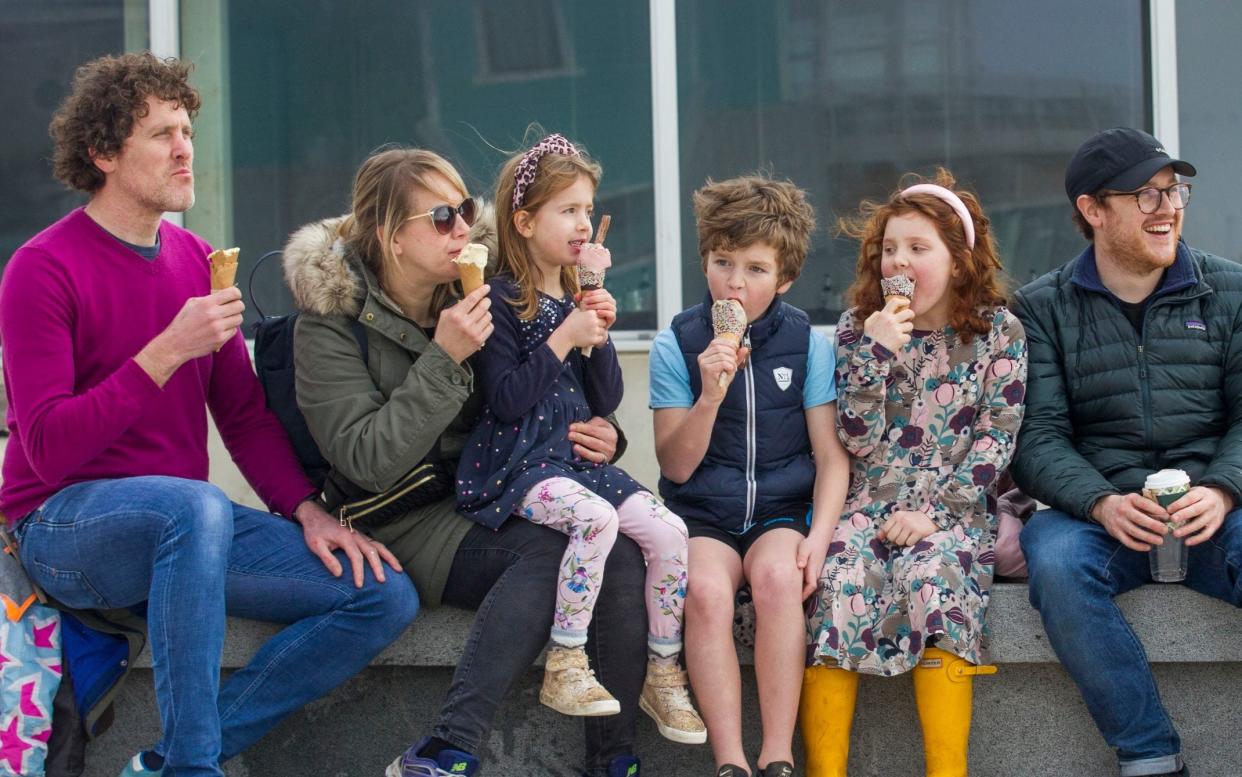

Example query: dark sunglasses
[404,197,478,235]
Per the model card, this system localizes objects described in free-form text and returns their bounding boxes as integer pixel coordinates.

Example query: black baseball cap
[1064,127,1196,202]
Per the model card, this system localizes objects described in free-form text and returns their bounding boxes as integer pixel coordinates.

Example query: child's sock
[648,651,679,669]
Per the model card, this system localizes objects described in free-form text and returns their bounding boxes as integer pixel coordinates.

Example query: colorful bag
[0,526,62,777]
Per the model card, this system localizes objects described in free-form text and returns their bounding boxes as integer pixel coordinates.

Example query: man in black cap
[1010,127,1242,777]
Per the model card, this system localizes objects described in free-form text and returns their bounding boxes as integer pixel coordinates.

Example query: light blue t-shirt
[648,326,837,409]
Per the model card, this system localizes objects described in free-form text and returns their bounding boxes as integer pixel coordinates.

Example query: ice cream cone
[578,219,613,358]
[208,248,240,351]
[458,264,485,295]
[454,242,489,294]
[880,273,916,312]
[711,299,747,388]
[208,247,240,291]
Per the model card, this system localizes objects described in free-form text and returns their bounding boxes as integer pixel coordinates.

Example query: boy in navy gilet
[649,176,850,777]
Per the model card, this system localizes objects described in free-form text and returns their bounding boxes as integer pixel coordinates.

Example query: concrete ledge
[98,582,1242,777]
[144,582,1242,670]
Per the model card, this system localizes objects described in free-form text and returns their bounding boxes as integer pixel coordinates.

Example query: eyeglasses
[403,197,477,235]
[1097,182,1192,214]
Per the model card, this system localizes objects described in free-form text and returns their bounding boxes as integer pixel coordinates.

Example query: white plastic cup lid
[1144,469,1190,490]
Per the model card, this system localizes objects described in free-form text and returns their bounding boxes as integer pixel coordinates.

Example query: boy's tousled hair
[840,167,1007,343]
[494,130,602,320]
[50,52,201,194]
[692,175,817,284]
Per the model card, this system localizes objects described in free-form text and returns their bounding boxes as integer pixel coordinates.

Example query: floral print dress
[806,307,1027,676]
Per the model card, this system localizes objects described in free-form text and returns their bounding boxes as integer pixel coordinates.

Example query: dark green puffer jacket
[1010,241,1242,519]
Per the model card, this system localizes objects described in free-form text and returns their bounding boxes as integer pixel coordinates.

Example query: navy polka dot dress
[455,275,643,529]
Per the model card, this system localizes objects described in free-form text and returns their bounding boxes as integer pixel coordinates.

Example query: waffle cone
[209,247,239,290]
[459,263,485,294]
[884,294,911,311]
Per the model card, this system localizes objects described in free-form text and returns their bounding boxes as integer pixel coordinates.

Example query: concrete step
[80,583,1242,776]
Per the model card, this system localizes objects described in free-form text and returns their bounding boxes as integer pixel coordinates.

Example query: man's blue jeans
[1021,508,1242,777]
[13,476,421,777]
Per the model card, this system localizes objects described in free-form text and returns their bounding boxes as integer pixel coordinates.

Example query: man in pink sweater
[0,53,419,777]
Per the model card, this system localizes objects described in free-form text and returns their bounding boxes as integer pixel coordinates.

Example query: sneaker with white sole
[384,737,479,777]
[540,645,621,717]
[117,752,163,776]
[639,659,707,744]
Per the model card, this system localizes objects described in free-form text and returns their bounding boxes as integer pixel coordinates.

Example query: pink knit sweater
[0,209,314,523]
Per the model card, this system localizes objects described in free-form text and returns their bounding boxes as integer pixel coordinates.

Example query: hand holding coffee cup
[1167,484,1234,546]
[1089,492,1170,551]
[1143,469,1191,582]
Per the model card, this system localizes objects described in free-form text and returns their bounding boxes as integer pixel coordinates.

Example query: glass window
[0,0,148,264]
[475,0,575,81]
[180,0,655,329]
[676,0,1148,324]
[1177,0,1242,263]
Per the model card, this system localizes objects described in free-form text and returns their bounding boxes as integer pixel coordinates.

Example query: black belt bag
[322,462,454,532]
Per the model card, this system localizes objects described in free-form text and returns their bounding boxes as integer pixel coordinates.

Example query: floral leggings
[519,477,689,656]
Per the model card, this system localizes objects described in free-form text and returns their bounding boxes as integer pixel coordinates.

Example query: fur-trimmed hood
[282,202,497,318]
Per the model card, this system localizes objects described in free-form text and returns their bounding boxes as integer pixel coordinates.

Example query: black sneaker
[715,765,752,777]
[760,762,794,777]
[1152,766,1189,777]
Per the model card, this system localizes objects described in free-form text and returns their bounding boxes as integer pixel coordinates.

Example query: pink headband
[512,133,579,211]
[900,184,975,249]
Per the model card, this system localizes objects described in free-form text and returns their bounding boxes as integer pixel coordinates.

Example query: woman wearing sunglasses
[282,146,648,777]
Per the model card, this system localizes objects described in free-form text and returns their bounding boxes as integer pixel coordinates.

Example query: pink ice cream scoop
[576,243,612,290]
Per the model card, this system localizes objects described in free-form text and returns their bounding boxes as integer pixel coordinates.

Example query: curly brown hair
[840,168,1007,343]
[50,52,201,194]
[693,175,816,284]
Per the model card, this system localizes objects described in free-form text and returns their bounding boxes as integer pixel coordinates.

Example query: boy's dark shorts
[685,511,811,558]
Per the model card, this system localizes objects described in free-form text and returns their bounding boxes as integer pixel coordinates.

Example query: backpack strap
[248,250,284,320]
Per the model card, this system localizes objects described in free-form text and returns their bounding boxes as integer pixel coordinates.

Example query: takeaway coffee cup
[1143,469,1191,582]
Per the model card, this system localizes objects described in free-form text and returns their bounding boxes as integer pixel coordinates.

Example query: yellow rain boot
[911,647,996,777]
[799,663,860,777]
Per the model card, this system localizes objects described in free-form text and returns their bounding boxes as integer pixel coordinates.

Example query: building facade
[3,0,1240,337]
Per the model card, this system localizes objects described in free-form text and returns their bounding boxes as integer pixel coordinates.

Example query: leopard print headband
[511,133,579,211]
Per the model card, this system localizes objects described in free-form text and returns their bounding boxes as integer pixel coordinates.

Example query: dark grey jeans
[437,519,647,776]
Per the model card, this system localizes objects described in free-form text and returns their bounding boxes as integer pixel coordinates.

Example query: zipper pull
[1137,344,1147,378]
[741,328,752,369]
[339,508,355,533]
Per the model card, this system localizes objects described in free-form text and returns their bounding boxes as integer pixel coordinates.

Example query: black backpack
[250,251,367,491]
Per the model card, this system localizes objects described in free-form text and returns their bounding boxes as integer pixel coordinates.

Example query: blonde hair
[693,175,817,284]
[340,147,469,314]
[494,138,602,320]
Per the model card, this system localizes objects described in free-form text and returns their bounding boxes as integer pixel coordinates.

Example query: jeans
[14,476,420,777]
[437,519,647,777]
[1021,508,1242,776]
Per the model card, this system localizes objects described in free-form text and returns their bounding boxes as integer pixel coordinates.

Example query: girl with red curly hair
[801,170,1028,777]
